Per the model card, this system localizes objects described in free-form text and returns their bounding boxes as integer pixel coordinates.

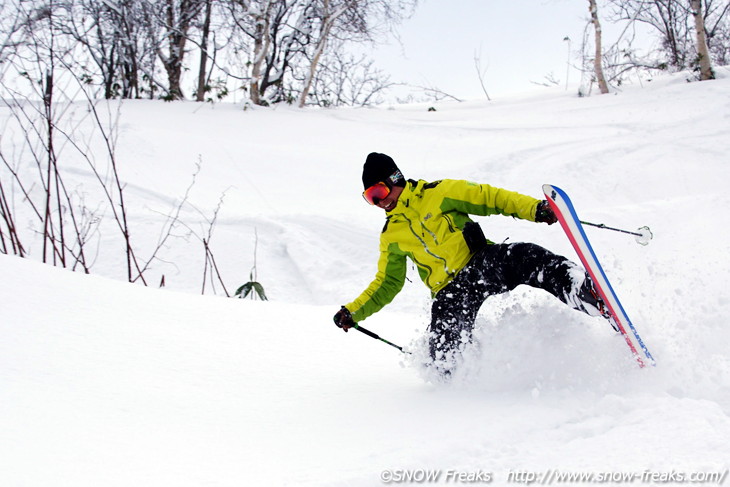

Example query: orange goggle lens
[362,181,391,205]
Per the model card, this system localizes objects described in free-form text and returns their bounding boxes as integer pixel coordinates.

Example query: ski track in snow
[1,71,730,486]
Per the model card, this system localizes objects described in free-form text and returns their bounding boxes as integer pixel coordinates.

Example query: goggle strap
[388,170,404,186]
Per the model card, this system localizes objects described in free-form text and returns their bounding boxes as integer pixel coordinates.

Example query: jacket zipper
[402,213,450,284]
[420,222,438,244]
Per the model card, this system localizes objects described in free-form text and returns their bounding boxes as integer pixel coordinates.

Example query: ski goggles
[362,181,390,205]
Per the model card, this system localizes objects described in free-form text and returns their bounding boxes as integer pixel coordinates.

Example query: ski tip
[542,184,560,205]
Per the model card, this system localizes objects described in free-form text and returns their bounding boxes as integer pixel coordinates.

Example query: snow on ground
[1,71,730,486]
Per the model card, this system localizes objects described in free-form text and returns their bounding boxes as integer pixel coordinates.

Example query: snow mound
[2,72,730,485]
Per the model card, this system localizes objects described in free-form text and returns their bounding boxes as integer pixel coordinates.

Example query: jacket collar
[386,179,422,220]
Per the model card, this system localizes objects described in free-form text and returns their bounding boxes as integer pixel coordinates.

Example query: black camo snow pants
[428,242,594,366]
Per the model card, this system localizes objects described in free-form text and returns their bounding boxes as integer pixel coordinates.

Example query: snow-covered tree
[607,0,728,77]
[224,0,415,107]
[297,0,417,107]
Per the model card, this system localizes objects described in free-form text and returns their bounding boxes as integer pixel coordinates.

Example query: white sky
[370,0,599,100]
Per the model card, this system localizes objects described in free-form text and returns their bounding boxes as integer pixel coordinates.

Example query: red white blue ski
[543,184,655,368]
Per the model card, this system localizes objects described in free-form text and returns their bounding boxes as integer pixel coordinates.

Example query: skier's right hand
[333,306,355,332]
[535,200,558,225]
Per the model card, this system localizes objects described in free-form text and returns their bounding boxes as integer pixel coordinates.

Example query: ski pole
[352,323,411,354]
[580,221,653,246]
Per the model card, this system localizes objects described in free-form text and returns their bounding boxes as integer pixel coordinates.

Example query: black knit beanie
[362,152,405,189]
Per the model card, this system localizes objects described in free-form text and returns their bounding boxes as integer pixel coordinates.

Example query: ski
[543,184,655,368]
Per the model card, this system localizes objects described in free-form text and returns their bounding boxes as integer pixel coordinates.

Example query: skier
[333,152,616,376]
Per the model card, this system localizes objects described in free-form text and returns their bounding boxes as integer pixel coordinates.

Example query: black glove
[535,200,558,225]
[333,306,355,332]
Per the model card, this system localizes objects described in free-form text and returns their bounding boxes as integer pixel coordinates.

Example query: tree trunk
[159,0,202,100]
[163,0,181,99]
[589,0,610,94]
[196,0,212,101]
[691,0,715,80]
[663,1,683,68]
[297,0,348,108]
[249,32,265,105]
[297,24,328,107]
[249,1,274,106]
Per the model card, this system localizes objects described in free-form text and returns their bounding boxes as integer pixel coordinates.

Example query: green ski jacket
[345,178,540,322]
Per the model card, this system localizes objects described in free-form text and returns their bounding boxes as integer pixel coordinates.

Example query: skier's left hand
[535,200,558,225]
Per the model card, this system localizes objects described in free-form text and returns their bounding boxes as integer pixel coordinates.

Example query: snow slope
[2,71,730,486]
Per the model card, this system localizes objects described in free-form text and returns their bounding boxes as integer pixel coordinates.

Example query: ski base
[543,184,655,368]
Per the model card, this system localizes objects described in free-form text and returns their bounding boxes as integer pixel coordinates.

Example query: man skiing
[333,152,614,375]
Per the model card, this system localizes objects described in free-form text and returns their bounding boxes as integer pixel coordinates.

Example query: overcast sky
[370,0,601,100]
